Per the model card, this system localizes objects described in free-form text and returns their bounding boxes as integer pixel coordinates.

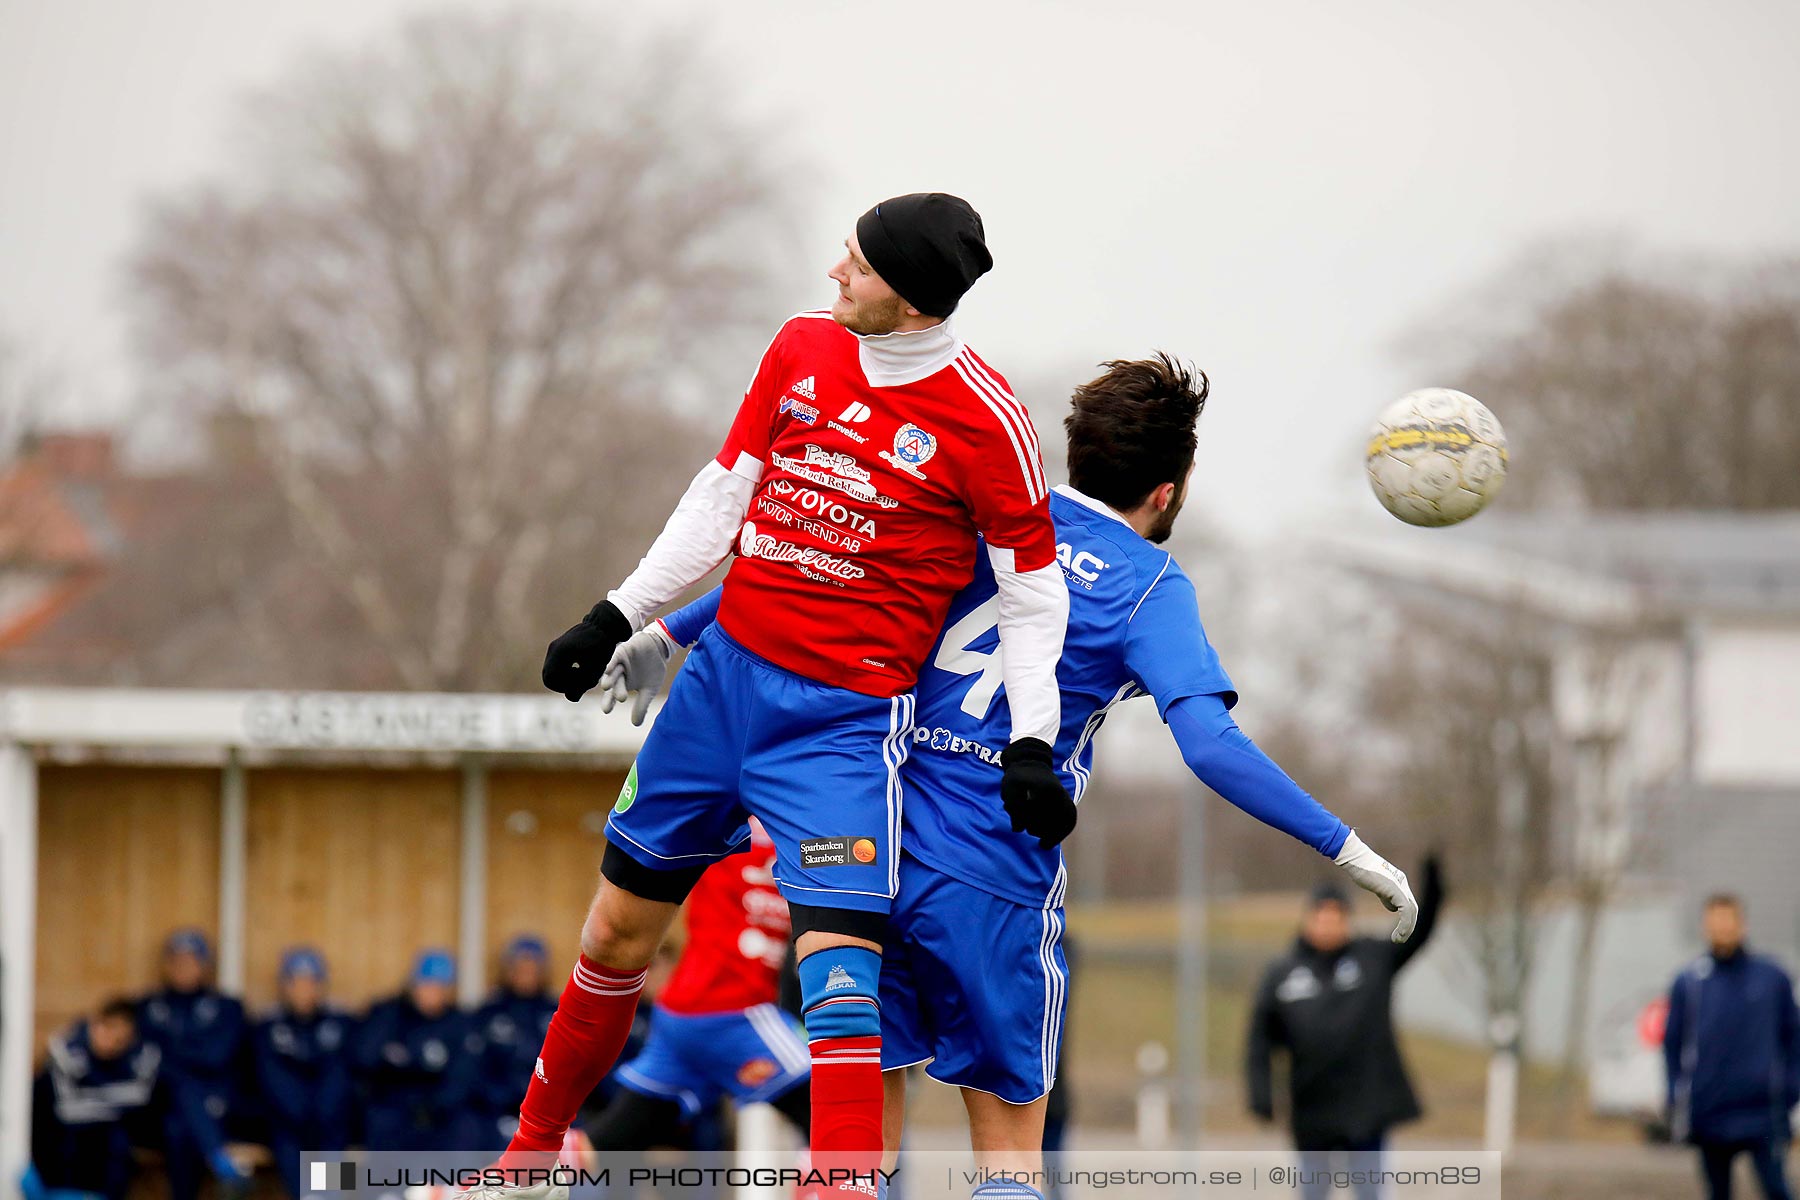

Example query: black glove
[542,600,633,702]
[1000,737,1077,849]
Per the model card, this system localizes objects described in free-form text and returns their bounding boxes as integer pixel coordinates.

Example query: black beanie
[854,193,993,318]
[1309,880,1351,908]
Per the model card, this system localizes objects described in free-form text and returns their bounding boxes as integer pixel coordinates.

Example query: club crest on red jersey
[881,423,938,479]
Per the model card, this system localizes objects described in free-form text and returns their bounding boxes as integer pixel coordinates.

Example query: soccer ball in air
[1365,388,1508,527]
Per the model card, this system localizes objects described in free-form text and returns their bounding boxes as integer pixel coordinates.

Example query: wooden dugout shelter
[0,686,647,1186]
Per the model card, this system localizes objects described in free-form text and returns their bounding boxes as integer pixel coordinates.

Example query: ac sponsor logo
[769,445,900,509]
[880,423,938,479]
[828,420,868,444]
[915,725,1003,766]
[738,521,866,582]
[1056,541,1110,588]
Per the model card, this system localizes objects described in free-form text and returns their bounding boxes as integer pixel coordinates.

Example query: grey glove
[1335,830,1419,942]
[598,623,677,726]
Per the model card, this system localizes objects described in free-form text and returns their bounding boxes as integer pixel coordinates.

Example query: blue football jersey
[902,485,1236,908]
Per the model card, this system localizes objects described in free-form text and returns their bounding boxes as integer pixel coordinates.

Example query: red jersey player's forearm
[991,555,1069,746]
[606,458,759,628]
[606,315,790,628]
[954,347,1067,747]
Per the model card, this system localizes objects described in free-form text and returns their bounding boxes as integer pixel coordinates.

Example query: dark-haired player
[612,355,1417,1197]
[501,194,1070,1197]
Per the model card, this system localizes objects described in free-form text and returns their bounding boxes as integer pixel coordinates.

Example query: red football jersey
[657,834,791,1016]
[713,312,1056,697]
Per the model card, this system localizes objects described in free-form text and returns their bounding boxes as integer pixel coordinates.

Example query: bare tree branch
[1400,240,1800,511]
[127,8,794,690]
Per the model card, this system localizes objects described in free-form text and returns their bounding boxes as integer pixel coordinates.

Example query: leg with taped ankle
[799,944,884,1161]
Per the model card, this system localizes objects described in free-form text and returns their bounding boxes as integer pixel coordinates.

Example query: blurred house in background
[0,428,405,690]
[1326,510,1800,1117]
[1461,512,1800,946]
[0,432,142,674]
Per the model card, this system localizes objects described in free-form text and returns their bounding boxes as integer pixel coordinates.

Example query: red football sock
[809,1034,883,1190]
[505,955,647,1158]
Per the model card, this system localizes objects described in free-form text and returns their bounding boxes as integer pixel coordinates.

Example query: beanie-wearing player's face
[829,233,909,336]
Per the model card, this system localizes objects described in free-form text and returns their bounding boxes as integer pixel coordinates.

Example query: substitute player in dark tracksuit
[29,1000,164,1200]
[253,948,352,1199]
[1247,862,1445,1200]
[135,929,252,1200]
[1664,893,1800,1200]
[473,936,560,1151]
[355,950,483,1152]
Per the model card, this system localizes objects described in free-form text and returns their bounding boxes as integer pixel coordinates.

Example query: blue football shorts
[880,854,1070,1104]
[606,625,915,914]
[615,1004,810,1117]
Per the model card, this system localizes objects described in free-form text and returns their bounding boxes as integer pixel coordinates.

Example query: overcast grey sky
[3,0,1797,536]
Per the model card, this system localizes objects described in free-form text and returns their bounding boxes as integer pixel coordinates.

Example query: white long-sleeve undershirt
[991,552,1068,746]
[607,455,759,629]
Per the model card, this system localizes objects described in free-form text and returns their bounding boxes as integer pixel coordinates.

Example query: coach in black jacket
[1247,857,1445,1166]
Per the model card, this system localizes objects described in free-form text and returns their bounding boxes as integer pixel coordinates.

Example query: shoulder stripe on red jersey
[792,310,835,320]
[953,353,1047,502]
[961,352,1043,465]
[952,356,1038,501]
[959,351,1046,498]
[964,355,1046,490]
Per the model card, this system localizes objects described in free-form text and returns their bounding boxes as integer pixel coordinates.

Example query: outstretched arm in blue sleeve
[1165,692,1350,858]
